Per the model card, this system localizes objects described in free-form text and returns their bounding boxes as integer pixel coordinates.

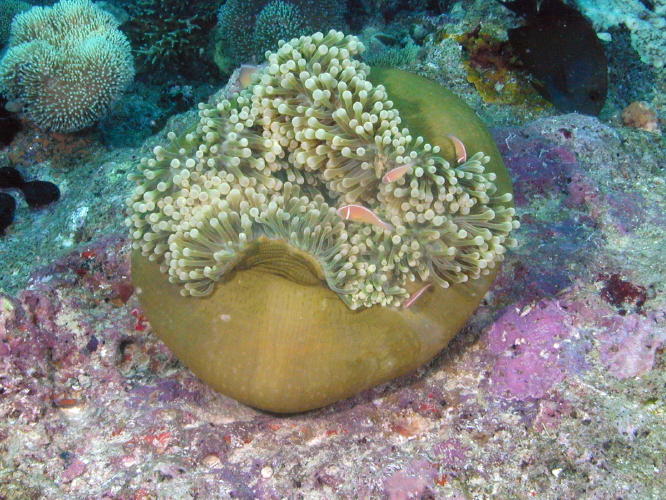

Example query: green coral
[0,0,134,132]
[127,31,518,310]
[123,0,223,74]
[213,0,347,71]
[254,1,308,58]
[0,0,30,47]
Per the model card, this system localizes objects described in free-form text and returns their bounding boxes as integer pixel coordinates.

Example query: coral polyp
[127,31,518,310]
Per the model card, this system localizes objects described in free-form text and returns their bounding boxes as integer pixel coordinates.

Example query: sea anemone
[128,31,518,412]
[129,31,517,309]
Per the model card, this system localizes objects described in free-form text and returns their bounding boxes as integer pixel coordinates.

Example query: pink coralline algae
[493,128,579,207]
[565,171,601,212]
[430,438,469,468]
[62,458,87,483]
[533,396,575,431]
[485,300,588,400]
[383,459,439,500]
[566,173,652,234]
[597,313,664,379]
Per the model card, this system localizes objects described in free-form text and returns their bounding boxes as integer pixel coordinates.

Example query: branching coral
[128,31,518,310]
[122,0,222,74]
[214,0,346,70]
[0,0,134,132]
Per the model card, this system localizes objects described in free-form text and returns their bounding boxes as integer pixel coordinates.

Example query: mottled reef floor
[2,32,666,500]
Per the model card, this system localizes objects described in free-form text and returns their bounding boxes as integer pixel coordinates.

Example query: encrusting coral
[128,31,518,311]
[0,0,134,132]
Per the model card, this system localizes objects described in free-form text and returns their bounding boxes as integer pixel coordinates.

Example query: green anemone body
[132,240,497,413]
[369,67,513,197]
[131,55,515,413]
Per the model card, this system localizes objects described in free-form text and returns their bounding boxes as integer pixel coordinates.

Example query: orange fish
[337,204,393,231]
[403,283,432,309]
[382,165,410,183]
[447,134,467,164]
[239,65,260,89]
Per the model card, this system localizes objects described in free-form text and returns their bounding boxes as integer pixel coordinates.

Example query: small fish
[403,283,432,309]
[496,0,608,115]
[382,165,410,183]
[238,64,260,89]
[337,204,393,231]
[447,134,467,164]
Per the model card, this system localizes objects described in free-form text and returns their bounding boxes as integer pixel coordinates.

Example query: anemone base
[132,245,496,413]
[131,67,514,413]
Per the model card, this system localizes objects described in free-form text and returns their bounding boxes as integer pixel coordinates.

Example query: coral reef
[0,0,134,132]
[5,123,99,169]
[0,115,663,491]
[122,0,222,76]
[213,0,347,71]
[0,1,664,495]
[575,0,666,71]
[128,31,518,309]
[0,0,30,47]
[455,27,547,107]
[0,63,664,494]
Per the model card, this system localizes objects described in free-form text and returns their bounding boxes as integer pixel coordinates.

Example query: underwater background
[0,0,664,498]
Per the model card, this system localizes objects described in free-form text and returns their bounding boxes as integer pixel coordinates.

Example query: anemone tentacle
[127,31,519,310]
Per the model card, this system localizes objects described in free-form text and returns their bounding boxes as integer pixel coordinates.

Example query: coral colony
[0,0,133,132]
[215,0,345,70]
[128,31,519,310]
